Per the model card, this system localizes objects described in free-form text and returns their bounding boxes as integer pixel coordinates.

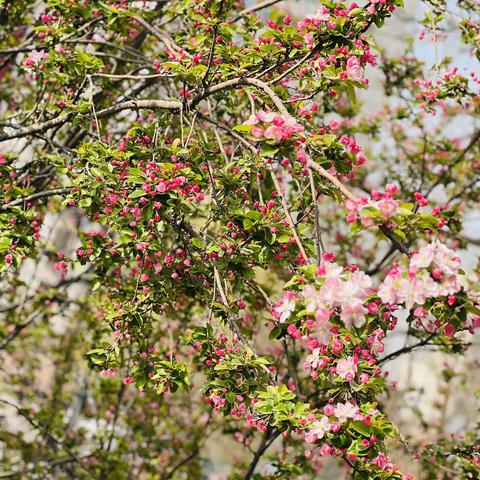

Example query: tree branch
[233,0,286,22]
[1,187,72,210]
[244,428,280,480]
[0,100,181,142]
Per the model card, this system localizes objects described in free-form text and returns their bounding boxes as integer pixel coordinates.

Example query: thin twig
[234,0,285,22]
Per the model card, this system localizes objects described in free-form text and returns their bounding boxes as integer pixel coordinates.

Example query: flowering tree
[0,0,479,478]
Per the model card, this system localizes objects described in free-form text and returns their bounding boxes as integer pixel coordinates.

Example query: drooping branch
[191,77,290,116]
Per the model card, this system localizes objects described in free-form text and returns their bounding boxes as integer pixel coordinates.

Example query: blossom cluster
[378,240,462,310]
[22,49,49,68]
[273,257,374,337]
[306,401,361,443]
[344,184,400,225]
[304,402,413,479]
[243,111,304,142]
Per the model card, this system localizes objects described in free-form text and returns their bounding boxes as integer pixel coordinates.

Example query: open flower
[23,49,48,68]
[336,356,357,381]
[346,57,363,82]
[273,291,297,323]
[334,401,359,423]
[306,415,331,443]
[304,348,321,370]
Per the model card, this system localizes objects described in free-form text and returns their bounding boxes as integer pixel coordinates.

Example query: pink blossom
[372,454,390,470]
[336,356,357,381]
[243,111,303,143]
[318,443,333,456]
[306,7,329,23]
[379,240,463,311]
[24,49,48,67]
[378,198,398,219]
[264,125,284,142]
[410,243,435,269]
[243,114,258,125]
[333,401,358,422]
[344,199,358,212]
[340,301,368,329]
[306,415,331,442]
[346,57,363,82]
[315,7,330,21]
[256,111,276,123]
[385,183,398,195]
[251,127,264,138]
[304,348,321,370]
[273,291,297,323]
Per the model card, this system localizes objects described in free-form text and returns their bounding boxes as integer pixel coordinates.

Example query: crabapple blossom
[306,416,331,442]
[333,401,359,423]
[336,356,358,381]
[346,56,363,82]
[273,291,297,323]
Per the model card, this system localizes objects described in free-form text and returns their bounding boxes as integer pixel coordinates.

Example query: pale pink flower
[378,198,398,219]
[438,274,460,296]
[283,115,304,132]
[333,401,359,422]
[314,308,331,323]
[433,241,461,275]
[264,125,284,142]
[317,261,344,280]
[273,291,297,323]
[306,7,329,23]
[378,274,401,305]
[398,275,438,310]
[410,243,435,269]
[26,49,48,65]
[313,319,332,344]
[251,127,264,138]
[243,114,258,125]
[346,57,363,82]
[336,356,357,380]
[302,284,321,313]
[315,7,330,21]
[303,33,315,48]
[304,348,321,370]
[318,278,343,306]
[341,301,368,329]
[256,111,276,123]
[307,415,331,441]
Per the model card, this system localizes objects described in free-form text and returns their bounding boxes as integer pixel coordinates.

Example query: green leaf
[0,237,11,251]
[130,189,146,199]
[350,420,371,437]
[191,237,204,249]
[243,218,254,230]
[269,326,283,339]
